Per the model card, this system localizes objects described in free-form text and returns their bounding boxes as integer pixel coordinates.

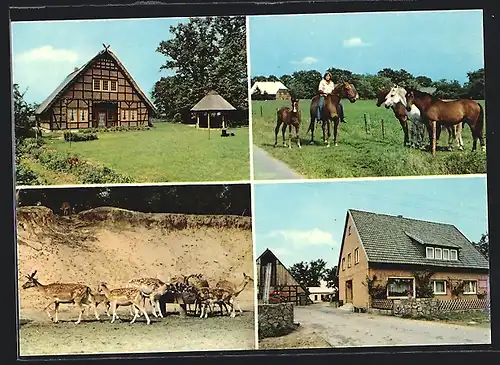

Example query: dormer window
[443,249,449,260]
[450,249,458,261]
[426,247,434,259]
[435,248,442,260]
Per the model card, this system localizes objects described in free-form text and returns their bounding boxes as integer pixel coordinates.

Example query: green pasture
[252,99,487,178]
[37,121,250,183]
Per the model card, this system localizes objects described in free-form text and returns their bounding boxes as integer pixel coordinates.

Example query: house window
[121,109,128,121]
[314,295,318,301]
[348,226,351,235]
[93,79,101,91]
[433,280,446,295]
[79,109,87,122]
[130,109,136,121]
[354,248,359,264]
[102,80,109,91]
[110,80,117,92]
[426,247,434,259]
[347,253,352,268]
[435,248,442,260]
[341,258,345,271]
[387,278,415,298]
[450,249,458,261]
[107,110,115,121]
[463,280,477,294]
[443,249,450,260]
[67,108,77,122]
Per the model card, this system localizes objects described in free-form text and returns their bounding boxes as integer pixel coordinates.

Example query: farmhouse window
[130,110,136,121]
[450,249,458,261]
[435,248,443,260]
[347,253,352,268]
[67,108,77,122]
[110,81,117,91]
[341,258,345,271]
[443,249,450,260]
[348,226,351,235]
[433,280,446,295]
[426,247,434,259]
[463,280,477,294]
[79,109,88,122]
[102,80,109,91]
[354,248,359,264]
[387,278,415,298]
[93,79,101,91]
[107,110,115,121]
[121,109,128,121]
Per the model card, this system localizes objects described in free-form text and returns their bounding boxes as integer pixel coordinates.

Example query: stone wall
[258,303,296,339]
[393,298,440,318]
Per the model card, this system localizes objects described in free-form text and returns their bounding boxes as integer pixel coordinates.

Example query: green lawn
[252,99,487,179]
[40,121,250,183]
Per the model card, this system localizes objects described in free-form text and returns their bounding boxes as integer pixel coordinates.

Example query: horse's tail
[476,102,484,136]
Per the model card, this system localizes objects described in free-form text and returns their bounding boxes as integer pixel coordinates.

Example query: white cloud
[16,45,79,63]
[343,37,369,47]
[291,56,318,65]
[269,247,292,257]
[268,228,336,247]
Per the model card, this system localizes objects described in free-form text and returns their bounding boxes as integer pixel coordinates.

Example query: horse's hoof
[335,143,339,147]
[298,145,302,149]
[309,141,315,146]
[481,146,486,152]
[326,144,330,148]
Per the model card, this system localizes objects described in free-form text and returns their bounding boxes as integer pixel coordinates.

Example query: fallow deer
[126,277,172,318]
[98,282,151,324]
[215,273,254,318]
[21,270,101,324]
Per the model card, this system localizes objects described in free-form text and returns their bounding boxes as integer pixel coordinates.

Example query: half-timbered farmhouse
[257,248,310,305]
[35,45,156,130]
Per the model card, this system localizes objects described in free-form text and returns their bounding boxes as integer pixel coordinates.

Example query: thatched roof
[35,47,156,115]
[190,90,236,112]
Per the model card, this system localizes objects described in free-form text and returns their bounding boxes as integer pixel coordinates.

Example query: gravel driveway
[294,304,491,348]
[253,145,304,180]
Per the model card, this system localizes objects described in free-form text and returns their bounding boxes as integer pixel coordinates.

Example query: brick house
[337,209,489,311]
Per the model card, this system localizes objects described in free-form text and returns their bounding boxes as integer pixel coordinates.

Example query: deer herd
[21,270,254,325]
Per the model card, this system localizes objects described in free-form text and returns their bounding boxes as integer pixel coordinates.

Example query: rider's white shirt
[318,79,335,94]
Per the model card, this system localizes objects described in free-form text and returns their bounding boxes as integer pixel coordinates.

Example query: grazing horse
[274,97,301,149]
[386,86,464,151]
[307,82,358,147]
[405,88,485,155]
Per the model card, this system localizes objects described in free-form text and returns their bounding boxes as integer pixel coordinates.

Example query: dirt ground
[16,206,256,356]
[263,303,491,349]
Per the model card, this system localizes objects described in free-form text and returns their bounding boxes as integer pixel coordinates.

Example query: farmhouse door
[98,112,106,128]
[345,280,353,303]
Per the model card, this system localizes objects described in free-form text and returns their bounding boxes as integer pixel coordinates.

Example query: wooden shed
[256,248,310,305]
[34,44,156,130]
[190,90,236,134]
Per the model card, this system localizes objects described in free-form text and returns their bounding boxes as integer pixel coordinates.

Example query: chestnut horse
[274,97,301,149]
[385,86,464,151]
[376,88,411,146]
[307,82,358,147]
[405,89,485,155]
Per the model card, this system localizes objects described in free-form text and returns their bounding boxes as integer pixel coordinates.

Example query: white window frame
[347,253,352,268]
[341,257,345,271]
[121,109,128,121]
[426,247,435,259]
[110,80,117,92]
[443,249,450,260]
[129,109,136,121]
[67,108,77,122]
[387,277,416,299]
[102,79,109,91]
[450,249,458,261]
[354,248,360,264]
[463,280,477,295]
[435,248,443,260]
[433,280,447,295]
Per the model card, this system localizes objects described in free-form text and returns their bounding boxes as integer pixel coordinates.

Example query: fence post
[260,105,263,117]
[364,113,368,134]
[381,119,385,139]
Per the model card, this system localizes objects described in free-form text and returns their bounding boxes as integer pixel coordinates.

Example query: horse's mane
[407,88,439,102]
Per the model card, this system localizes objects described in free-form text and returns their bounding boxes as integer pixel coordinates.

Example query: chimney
[73,67,79,72]
[397,215,403,218]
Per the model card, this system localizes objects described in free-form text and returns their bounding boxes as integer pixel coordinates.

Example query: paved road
[253,145,304,180]
[294,304,491,348]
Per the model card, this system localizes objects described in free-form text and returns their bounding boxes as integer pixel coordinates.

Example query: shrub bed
[79,125,150,134]
[63,131,98,142]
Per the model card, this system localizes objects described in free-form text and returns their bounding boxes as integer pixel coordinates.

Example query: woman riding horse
[317,72,346,123]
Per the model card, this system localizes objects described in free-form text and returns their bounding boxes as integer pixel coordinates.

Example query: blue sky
[10,17,188,104]
[248,10,484,83]
[254,176,489,269]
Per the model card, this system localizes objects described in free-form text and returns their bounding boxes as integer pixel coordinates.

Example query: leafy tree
[433,79,466,99]
[323,266,338,289]
[377,68,415,86]
[153,16,248,118]
[464,68,485,99]
[289,259,328,287]
[14,84,36,140]
[472,233,489,259]
[289,70,322,99]
[416,75,433,87]
[251,76,268,85]
[326,67,354,83]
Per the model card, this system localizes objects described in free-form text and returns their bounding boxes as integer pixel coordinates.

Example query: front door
[98,112,106,128]
[345,280,353,303]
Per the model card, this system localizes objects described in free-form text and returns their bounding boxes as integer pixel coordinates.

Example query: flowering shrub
[268,291,287,304]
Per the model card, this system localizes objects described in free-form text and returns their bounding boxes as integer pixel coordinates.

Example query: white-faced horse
[385,85,464,151]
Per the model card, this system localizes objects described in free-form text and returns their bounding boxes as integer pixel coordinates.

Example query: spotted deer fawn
[98,282,151,324]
